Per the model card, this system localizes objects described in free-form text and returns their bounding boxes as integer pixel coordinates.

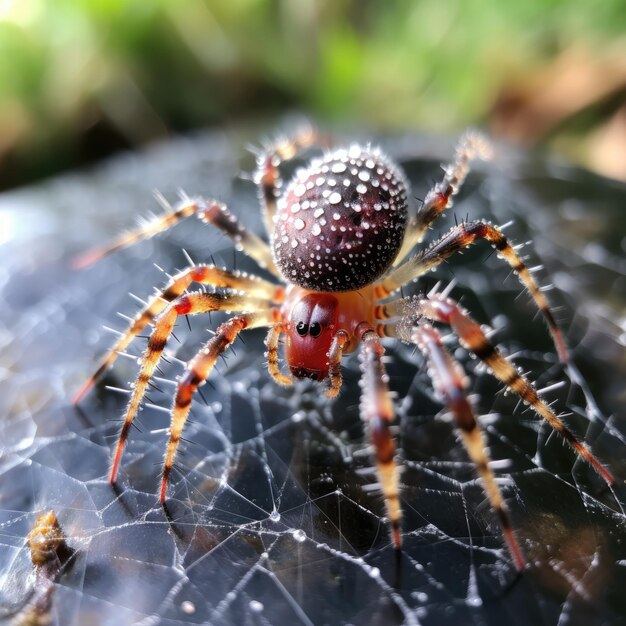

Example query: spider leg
[265,323,293,386]
[161,310,275,502]
[359,328,402,548]
[378,220,569,362]
[395,131,492,263]
[73,264,284,404]
[254,125,330,239]
[74,197,279,275]
[412,321,525,570]
[108,291,272,485]
[380,294,614,486]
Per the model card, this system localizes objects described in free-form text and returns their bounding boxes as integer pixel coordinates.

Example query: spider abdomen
[272,145,409,291]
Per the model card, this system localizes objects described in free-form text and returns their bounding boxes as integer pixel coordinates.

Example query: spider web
[1,128,625,625]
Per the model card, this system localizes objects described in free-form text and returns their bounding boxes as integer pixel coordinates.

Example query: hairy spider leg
[396,130,492,263]
[265,323,293,386]
[380,294,614,486]
[359,329,402,548]
[74,265,284,404]
[73,197,278,275]
[161,310,276,502]
[326,331,350,398]
[412,322,526,570]
[109,291,271,485]
[378,220,569,362]
[255,126,331,239]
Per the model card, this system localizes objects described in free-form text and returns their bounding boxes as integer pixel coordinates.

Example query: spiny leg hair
[379,219,569,362]
[74,264,284,404]
[161,310,275,502]
[395,130,492,262]
[74,196,278,275]
[359,329,402,548]
[412,322,526,570]
[109,291,272,486]
[380,293,614,486]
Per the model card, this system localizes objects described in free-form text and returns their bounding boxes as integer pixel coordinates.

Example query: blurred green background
[2,0,626,191]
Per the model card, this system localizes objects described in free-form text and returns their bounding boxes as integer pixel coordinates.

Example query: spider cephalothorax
[284,292,339,380]
[75,128,614,571]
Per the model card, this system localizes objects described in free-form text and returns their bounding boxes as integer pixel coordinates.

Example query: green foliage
[0,0,624,186]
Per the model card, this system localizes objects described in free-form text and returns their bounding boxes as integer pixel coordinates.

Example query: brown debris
[490,45,626,180]
[13,512,74,626]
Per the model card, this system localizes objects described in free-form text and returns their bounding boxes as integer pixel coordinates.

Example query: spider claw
[503,526,526,572]
[392,522,402,550]
[72,247,107,270]
[160,473,169,504]
[72,379,94,405]
[109,448,123,485]
[554,332,569,363]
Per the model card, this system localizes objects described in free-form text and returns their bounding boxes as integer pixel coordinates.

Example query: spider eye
[309,322,322,338]
[296,321,308,336]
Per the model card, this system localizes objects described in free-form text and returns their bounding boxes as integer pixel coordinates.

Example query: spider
[74,128,614,571]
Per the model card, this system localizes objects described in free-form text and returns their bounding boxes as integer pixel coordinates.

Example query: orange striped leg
[359,329,402,548]
[255,126,329,238]
[74,265,284,403]
[161,310,276,502]
[109,291,270,485]
[326,330,349,398]
[395,131,492,262]
[412,322,525,570]
[265,324,293,386]
[383,295,613,486]
[74,197,278,274]
[379,220,569,362]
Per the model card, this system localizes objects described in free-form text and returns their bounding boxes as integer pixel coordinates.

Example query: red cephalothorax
[74,127,614,572]
[284,292,339,381]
